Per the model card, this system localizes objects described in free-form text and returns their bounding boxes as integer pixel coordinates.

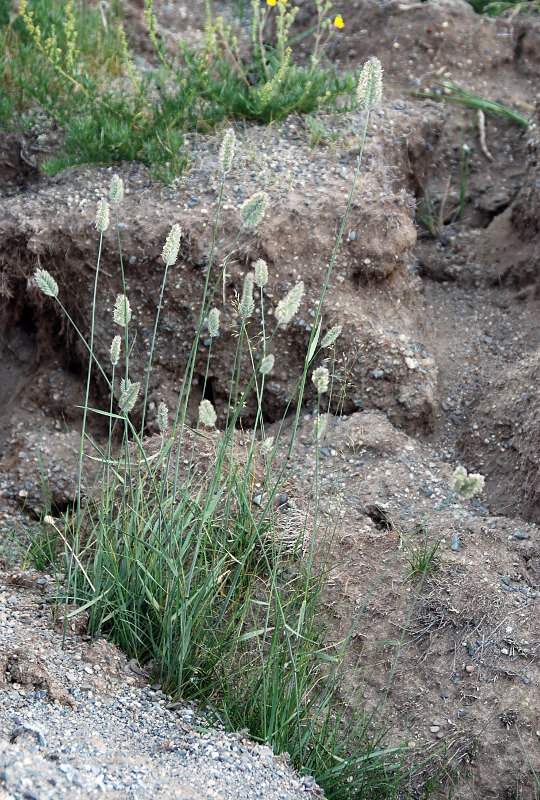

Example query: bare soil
[1,0,540,797]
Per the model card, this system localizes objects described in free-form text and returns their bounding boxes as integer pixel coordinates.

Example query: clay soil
[1,0,540,797]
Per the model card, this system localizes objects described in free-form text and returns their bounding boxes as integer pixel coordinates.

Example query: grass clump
[424,0,539,13]
[465,0,539,14]
[404,525,443,581]
[0,0,357,181]
[26,59,422,798]
[414,81,530,129]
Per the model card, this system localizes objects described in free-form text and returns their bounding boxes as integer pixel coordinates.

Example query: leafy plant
[306,114,342,149]
[23,519,60,571]
[416,192,441,238]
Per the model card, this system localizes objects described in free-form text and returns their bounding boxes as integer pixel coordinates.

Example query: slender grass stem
[76,231,103,520]
[140,259,170,435]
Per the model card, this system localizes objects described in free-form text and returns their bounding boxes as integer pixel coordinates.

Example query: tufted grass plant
[29,59,423,797]
[413,81,530,128]
[423,0,539,12]
[465,0,539,13]
[404,524,443,582]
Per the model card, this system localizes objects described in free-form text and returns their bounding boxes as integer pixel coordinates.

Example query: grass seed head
[240,192,268,228]
[314,413,327,441]
[208,308,220,337]
[275,281,304,325]
[321,325,342,348]
[199,399,217,428]
[312,366,329,393]
[119,380,140,414]
[110,335,121,366]
[254,258,269,288]
[219,127,236,174]
[109,174,124,205]
[162,223,182,266]
[34,269,58,299]
[157,401,168,434]
[113,294,132,326]
[95,198,110,232]
[357,57,383,111]
[239,272,255,319]
[260,354,275,375]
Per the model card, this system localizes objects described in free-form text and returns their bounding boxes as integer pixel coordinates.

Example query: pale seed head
[259,354,275,375]
[312,366,329,394]
[219,127,236,174]
[157,401,168,435]
[207,307,220,338]
[162,223,182,266]
[274,281,304,326]
[109,174,124,205]
[254,258,268,288]
[34,268,58,299]
[313,414,327,441]
[119,380,140,414]
[110,335,121,366]
[321,325,342,348]
[113,294,132,326]
[260,435,274,456]
[95,198,110,232]
[450,466,485,499]
[240,192,268,228]
[199,399,217,428]
[356,57,383,111]
[239,272,255,319]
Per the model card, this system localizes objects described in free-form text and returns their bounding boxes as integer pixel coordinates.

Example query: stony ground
[0,565,322,800]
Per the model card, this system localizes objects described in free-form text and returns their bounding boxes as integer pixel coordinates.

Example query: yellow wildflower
[334,15,344,28]
[267,0,276,5]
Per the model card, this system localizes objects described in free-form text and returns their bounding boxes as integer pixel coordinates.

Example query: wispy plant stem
[285,108,372,463]
[76,231,103,519]
[140,259,170,435]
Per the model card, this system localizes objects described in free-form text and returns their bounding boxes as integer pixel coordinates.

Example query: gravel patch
[0,574,323,800]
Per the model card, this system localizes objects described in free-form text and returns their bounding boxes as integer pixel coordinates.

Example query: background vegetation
[0,0,536,181]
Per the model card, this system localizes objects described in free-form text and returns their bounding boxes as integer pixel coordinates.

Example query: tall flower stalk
[140,223,182,436]
[284,57,383,463]
[76,198,109,520]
